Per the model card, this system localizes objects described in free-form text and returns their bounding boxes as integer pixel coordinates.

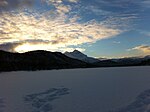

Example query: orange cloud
[128,45,150,55]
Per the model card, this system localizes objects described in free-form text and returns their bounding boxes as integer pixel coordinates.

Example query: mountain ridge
[64,50,99,63]
[0,50,149,72]
[0,50,92,72]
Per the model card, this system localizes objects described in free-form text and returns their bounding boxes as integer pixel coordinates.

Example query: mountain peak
[72,50,86,56]
[73,49,81,53]
[64,50,99,63]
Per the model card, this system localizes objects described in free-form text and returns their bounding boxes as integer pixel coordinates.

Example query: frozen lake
[0,66,150,112]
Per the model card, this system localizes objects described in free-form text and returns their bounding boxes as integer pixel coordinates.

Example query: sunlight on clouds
[56,4,71,14]
[0,11,121,52]
[128,45,150,55]
[14,43,55,53]
[14,43,85,53]
[0,0,124,53]
[0,0,148,59]
[67,0,78,3]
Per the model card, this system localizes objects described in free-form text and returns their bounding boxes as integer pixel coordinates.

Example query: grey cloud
[0,39,51,52]
[139,45,150,49]
[0,0,35,11]
[95,0,150,10]
[25,39,51,44]
[0,0,8,7]
[0,42,22,52]
[51,38,68,45]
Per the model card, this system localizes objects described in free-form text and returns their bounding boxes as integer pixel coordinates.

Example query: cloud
[0,10,122,53]
[0,42,22,52]
[85,5,111,16]
[0,0,35,11]
[128,45,150,54]
[139,30,150,37]
[67,0,78,3]
[77,1,138,30]
[42,0,73,16]
[0,0,8,7]
[45,0,78,3]
[0,40,85,53]
[113,41,121,44]
[56,4,71,15]
[0,39,52,52]
[90,0,140,11]
[140,0,150,8]
[1,0,135,53]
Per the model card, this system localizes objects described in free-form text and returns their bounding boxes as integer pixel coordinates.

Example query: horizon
[0,49,149,59]
[0,0,150,58]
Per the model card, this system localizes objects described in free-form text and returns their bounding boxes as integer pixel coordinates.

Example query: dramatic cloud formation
[1,0,148,57]
[0,12,121,52]
[0,0,125,53]
[128,45,150,54]
[0,42,21,52]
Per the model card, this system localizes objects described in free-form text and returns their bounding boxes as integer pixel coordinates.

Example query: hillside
[0,50,91,71]
[0,50,149,72]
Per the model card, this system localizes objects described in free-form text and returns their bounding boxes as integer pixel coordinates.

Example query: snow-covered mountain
[143,55,150,60]
[64,50,99,63]
[111,55,150,64]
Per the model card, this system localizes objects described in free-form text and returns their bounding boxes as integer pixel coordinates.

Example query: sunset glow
[0,0,150,58]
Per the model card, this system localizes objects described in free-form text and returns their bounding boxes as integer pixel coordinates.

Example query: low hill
[0,50,91,71]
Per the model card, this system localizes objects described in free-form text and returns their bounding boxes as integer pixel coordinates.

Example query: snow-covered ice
[0,66,150,112]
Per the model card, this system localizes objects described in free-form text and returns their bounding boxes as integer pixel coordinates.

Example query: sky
[0,0,150,58]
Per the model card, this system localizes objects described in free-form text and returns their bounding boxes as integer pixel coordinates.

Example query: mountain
[110,55,150,65]
[64,50,99,63]
[143,55,150,60]
[140,59,150,65]
[98,58,107,61]
[0,50,149,72]
[0,50,92,72]
[93,60,119,67]
[94,56,150,67]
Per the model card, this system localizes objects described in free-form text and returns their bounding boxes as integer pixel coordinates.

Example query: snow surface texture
[24,88,150,112]
[0,98,5,112]
[0,66,150,112]
[24,88,69,112]
[111,89,150,112]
